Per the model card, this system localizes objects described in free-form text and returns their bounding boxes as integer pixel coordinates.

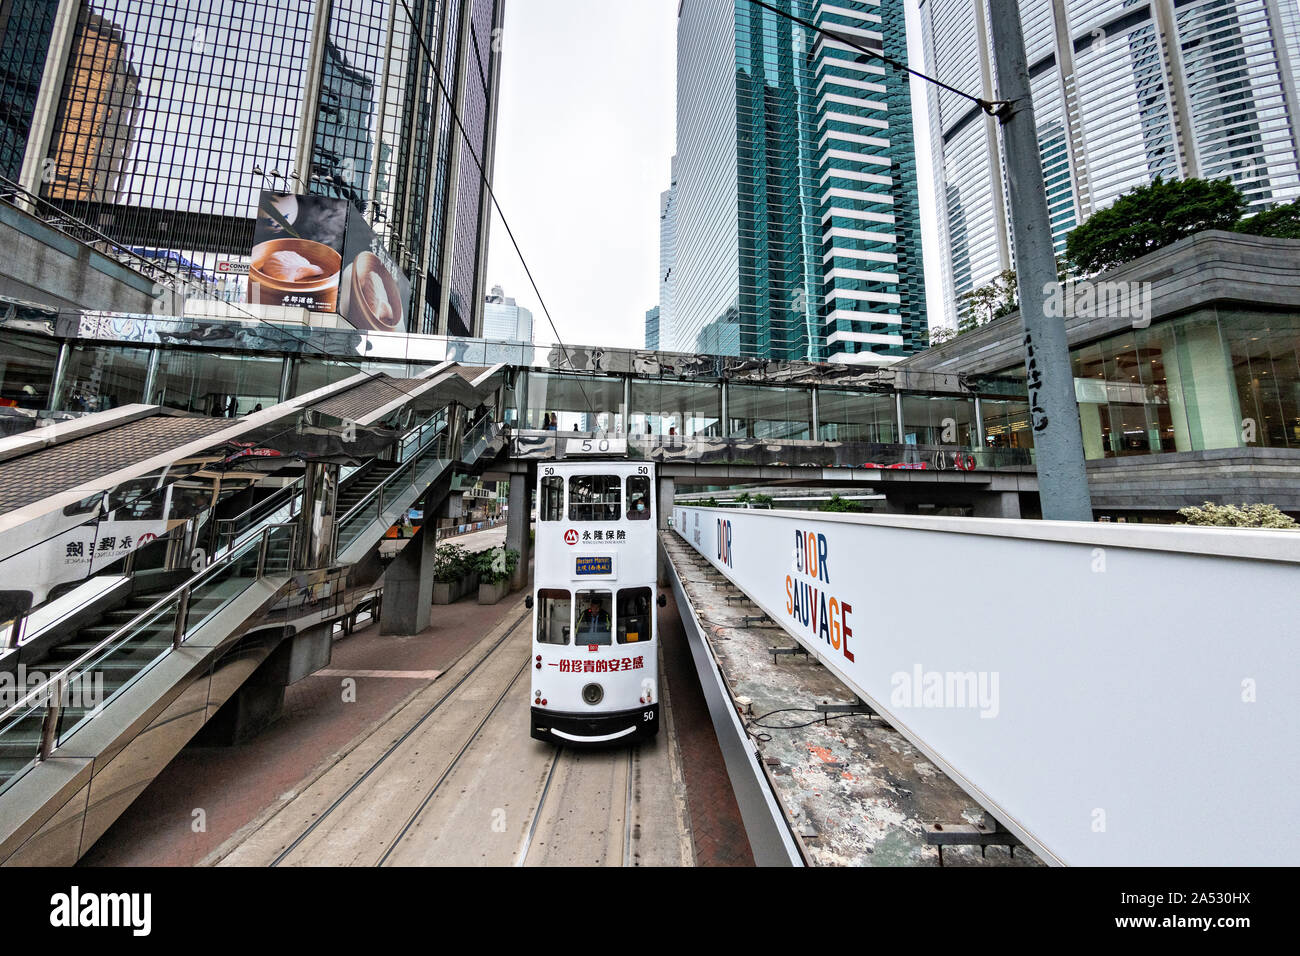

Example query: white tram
[528,458,662,744]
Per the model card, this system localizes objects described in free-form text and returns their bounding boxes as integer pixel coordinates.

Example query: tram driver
[577,593,613,645]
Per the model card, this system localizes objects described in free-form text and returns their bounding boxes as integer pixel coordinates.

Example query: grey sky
[485,0,945,351]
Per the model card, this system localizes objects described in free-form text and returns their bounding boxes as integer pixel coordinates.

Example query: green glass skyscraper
[673,0,925,364]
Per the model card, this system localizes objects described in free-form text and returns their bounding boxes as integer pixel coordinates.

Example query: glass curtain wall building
[0,0,505,336]
[658,155,678,351]
[673,0,926,365]
[920,0,1300,328]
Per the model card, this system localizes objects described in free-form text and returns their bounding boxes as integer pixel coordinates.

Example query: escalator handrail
[0,532,266,725]
[336,420,451,528]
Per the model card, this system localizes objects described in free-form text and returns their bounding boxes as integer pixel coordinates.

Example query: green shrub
[474,546,520,584]
[818,494,862,513]
[433,544,470,583]
[1178,502,1297,529]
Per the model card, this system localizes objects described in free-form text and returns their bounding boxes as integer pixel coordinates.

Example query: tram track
[513,740,638,867]
[227,605,533,867]
[213,592,690,867]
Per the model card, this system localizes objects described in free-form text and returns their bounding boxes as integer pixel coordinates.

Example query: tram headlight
[581,683,604,706]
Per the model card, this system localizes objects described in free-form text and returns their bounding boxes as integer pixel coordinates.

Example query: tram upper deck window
[540,476,564,521]
[575,590,613,645]
[568,475,620,522]
[617,587,652,643]
[537,589,571,645]
[626,476,651,520]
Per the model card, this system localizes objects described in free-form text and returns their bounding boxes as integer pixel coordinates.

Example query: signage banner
[249,192,410,332]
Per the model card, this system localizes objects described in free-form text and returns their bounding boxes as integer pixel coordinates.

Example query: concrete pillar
[1078,401,1106,460]
[143,350,161,404]
[657,476,675,529]
[1173,319,1242,451]
[972,492,1022,519]
[506,474,531,591]
[380,517,436,635]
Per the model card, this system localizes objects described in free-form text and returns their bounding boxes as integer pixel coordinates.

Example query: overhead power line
[741,0,1013,117]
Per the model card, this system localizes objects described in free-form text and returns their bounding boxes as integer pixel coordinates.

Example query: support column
[657,476,675,530]
[972,491,1022,519]
[142,350,161,405]
[379,517,436,635]
[505,474,531,591]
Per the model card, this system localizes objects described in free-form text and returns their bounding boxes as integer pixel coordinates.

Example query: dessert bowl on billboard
[250,237,341,311]
[340,250,404,331]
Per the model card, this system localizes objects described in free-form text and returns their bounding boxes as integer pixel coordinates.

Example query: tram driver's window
[568,475,620,522]
[575,590,613,645]
[540,475,564,521]
[536,589,571,645]
[617,587,653,643]
[626,476,651,520]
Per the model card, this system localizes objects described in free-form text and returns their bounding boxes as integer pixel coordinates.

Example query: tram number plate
[565,437,627,455]
[575,556,613,576]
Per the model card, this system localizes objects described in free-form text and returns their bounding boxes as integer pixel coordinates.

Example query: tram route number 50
[565,437,627,456]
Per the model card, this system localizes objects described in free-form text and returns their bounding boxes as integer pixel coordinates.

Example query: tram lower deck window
[575,590,613,645]
[569,475,620,522]
[617,587,652,643]
[536,589,571,645]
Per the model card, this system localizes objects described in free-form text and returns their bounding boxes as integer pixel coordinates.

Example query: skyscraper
[645,305,660,350]
[673,0,926,364]
[921,0,1300,328]
[483,283,533,343]
[1,0,505,336]
[658,156,678,352]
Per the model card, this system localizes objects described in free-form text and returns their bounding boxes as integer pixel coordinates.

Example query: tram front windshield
[575,590,613,645]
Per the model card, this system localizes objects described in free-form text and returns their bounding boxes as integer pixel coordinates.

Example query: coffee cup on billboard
[340,251,404,331]
[250,238,341,311]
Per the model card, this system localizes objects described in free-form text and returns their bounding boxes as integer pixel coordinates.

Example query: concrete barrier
[673,506,1300,866]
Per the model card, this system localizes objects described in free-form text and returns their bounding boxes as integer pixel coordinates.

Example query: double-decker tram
[529,457,662,744]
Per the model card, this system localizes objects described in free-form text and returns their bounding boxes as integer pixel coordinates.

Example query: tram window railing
[568,475,620,522]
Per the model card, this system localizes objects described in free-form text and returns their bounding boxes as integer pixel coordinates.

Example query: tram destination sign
[574,555,614,576]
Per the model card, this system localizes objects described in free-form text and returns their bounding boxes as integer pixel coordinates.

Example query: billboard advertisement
[249,192,410,332]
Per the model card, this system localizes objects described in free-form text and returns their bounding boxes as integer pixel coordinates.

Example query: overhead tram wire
[739,0,1013,118]
[397,0,602,426]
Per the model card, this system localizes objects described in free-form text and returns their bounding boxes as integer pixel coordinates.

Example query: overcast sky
[484,0,944,350]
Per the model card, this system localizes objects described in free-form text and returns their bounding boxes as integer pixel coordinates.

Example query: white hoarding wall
[672,506,1300,866]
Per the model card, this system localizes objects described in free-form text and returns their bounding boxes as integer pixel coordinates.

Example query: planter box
[478,578,509,605]
[434,572,481,604]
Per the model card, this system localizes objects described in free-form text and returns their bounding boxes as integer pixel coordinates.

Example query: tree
[957,269,1018,334]
[927,325,957,347]
[1236,197,1300,240]
[1177,502,1297,529]
[1065,176,1245,274]
[818,494,862,513]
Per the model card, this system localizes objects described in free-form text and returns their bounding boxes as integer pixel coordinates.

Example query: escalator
[0,370,505,863]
